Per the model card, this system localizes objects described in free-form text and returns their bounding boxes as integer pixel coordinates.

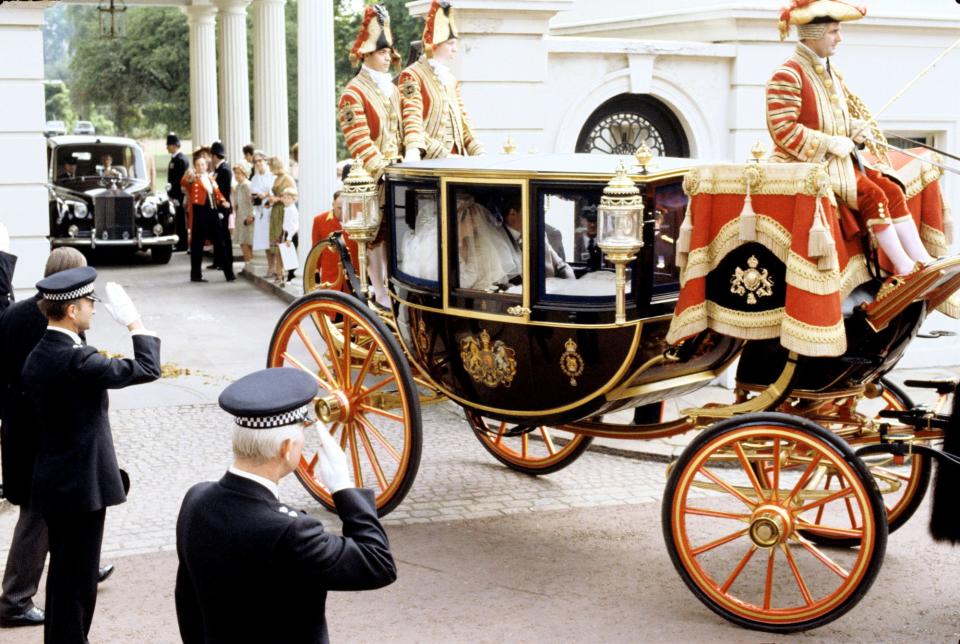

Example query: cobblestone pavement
[0,399,676,564]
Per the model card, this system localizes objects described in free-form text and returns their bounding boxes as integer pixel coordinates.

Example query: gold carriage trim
[730,256,774,305]
[901,152,945,200]
[683,162,833,200]
[682,215,792,286]
[937,292,960,319]
[559,338,585,386]
[459,329,517,388]
[780,315,847,356]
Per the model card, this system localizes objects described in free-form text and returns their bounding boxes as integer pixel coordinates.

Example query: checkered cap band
[234,404,310,429]
[44,282,96,301]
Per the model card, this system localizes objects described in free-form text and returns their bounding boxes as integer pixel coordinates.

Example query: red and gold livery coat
[338,70,403,181]
[766,44,861,210]
[398,57,483,159]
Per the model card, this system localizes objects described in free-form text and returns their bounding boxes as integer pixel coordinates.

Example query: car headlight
[67,200,88,219]
[68,224,79,237]
[140,201,158,218]
[153,224,164,235]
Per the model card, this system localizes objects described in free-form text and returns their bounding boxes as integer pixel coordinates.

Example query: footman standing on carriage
[338,4,404,308]
[766,0,940,276]
[174,368,396,644]
[399,0,484,162]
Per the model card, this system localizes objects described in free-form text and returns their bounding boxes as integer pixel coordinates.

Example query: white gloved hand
[316,424,353,493]
[103,282,141,326]
[850,118,870,145]
[827,136,855,158]
[404,148,422,163]
[0,222,9,253]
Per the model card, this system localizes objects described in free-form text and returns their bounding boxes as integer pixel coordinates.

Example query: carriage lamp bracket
[340,161,381,302]
[598,161,645,324]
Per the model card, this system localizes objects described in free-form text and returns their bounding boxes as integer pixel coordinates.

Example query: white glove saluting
[316,423,353,493]
[103,281,141,326]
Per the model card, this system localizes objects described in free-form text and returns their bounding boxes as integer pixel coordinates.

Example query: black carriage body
[384,155,742,426]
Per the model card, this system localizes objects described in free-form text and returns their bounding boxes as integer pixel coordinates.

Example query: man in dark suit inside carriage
[209,140,234,272]
[175,368,397,644]
[21,267,161,641]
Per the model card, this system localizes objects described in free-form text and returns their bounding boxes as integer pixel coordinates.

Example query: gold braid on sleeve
[842,79,891,166]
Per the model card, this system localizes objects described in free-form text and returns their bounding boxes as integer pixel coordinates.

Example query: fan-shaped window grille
[576,94,689,158]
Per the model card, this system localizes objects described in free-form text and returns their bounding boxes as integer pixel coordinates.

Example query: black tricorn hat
[167,132,181,146]
[210,141,226,158]
[219,368,318,429]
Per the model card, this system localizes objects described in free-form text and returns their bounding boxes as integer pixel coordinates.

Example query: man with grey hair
[175,367,396,643]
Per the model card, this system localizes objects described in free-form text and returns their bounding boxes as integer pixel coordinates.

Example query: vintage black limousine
[46,136,178,263]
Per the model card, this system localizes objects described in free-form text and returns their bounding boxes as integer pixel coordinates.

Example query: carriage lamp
[340,161,382,302]
[750,140,767,163]
[598,161,645,324]
[633,143,654,174]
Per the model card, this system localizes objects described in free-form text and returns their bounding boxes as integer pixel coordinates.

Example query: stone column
[252,0,289,163]
[0,2,53,293]
[296,0,337,262]
[215,0,252,164]
[184,4,220,149]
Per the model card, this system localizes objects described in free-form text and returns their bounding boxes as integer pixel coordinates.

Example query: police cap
[219,368,318,429]
[36,266,100,302]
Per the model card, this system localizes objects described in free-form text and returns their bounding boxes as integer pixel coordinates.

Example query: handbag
[278,241,299,272]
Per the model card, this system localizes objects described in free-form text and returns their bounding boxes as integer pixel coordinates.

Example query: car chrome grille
[94,192,135,239]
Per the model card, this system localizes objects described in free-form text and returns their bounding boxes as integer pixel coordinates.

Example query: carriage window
[651,182,684,293]
[539,187,632,300]
[391,182,440,287]
[447,183,523,300]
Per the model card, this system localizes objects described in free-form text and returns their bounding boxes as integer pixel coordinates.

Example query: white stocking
[893,218,936,264]
[875,226,916,275]
[367,245,390,307]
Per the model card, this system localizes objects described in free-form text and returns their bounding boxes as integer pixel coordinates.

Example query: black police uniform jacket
[168,151,189,202]
[0,294,48,505]
[175,472,397,644]
[22,330,161,512]
[213,160,233,204]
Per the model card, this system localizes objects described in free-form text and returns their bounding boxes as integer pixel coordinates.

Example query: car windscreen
[53,144,146,180]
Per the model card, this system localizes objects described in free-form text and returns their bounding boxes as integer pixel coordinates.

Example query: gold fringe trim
[936,292,960,319]
[683,163,830,198]
[682,215,792,286]
[920,222,950,258]
[781,315,847,356]
[785,251,841,295]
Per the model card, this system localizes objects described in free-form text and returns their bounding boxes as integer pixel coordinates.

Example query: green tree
[45,81,74,123]
[68,6,189,136]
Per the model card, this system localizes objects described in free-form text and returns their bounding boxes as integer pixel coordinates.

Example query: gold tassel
[677,198,693,269]
[807,196,835,260]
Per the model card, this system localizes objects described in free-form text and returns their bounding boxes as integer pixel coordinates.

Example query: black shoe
[0,606,44,628]
[206,264,219,269]
[225,274,236,282]
[98,564,115,583]
[191,277,208,283]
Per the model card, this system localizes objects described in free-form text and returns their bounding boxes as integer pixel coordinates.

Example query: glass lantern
[597,161,645,323]
[339,161,381,300]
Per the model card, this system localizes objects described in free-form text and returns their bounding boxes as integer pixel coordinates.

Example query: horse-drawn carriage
[267,150,960,632]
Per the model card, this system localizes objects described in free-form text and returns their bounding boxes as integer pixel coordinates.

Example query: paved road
[1,252,958,642]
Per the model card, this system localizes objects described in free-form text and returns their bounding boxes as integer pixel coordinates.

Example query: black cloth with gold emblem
[175,368,397,644]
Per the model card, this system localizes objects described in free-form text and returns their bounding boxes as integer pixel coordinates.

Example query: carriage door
[442,178,529,321]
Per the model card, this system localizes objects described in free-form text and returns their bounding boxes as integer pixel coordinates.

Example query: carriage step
[903,378,959,395]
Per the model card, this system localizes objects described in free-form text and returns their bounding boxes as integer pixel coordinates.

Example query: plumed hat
[778,0,866,41]
[422,0,458,58]
[350,4,401,66]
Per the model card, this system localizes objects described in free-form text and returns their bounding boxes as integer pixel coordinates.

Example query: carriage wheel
[768,379,930,546]
[465,411,593,475]
[268,290,421,516]
[302,237,355,295]
[663,412,886,633]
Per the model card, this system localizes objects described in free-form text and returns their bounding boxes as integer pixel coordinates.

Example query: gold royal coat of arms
[459,329,517,388]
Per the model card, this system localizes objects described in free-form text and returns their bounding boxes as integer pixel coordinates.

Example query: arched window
[576,94,689,158]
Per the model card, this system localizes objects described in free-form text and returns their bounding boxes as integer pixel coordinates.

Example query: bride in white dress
[456,194,515,291]
[400,192,440,282]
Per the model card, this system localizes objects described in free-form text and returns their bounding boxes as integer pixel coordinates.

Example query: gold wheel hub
[315,392,352,423]
[749,505,794,548]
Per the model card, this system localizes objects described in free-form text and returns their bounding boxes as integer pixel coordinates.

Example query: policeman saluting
[22,267,161,642]
[175,368,397,644]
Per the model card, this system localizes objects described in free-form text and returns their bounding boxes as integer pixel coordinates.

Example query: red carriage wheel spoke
[351,341,378,391]
[796,537,850,579]
[690,527,750,556]
[784,453,823,506]
[358,405,405,423]
[282,351,334,392]
[292,325,337,389]
[314,312,347,385]
[521,432,529,459]
[698,467,758,509]
[341,318,353,391]
[796,485,855,515]
[780,543,815,607]
[772,437,781,501]
[356,424,388,491]
[734,441,767,502]
[720,544,758,593]
[355,375,397,399]
[539,427,557,456]
[494,422,507,445]
[346,424,363,487]
[355,415,402,462]
[795,521,863,540]
[763,547,776,610]
[684,507,751,521]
